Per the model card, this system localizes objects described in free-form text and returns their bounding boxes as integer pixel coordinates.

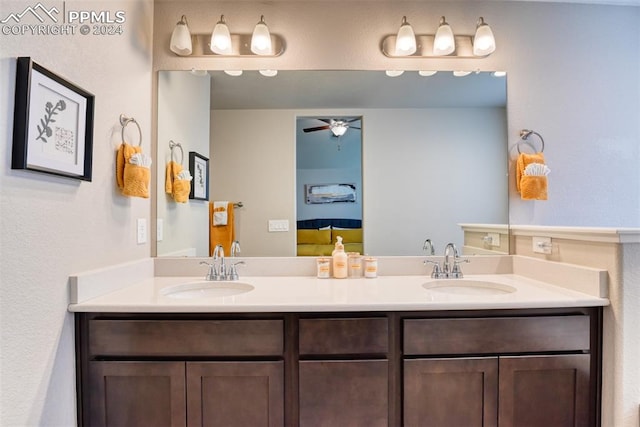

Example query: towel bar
[119,114,142,146]
[517,129,544,153]
[168,140,184,165]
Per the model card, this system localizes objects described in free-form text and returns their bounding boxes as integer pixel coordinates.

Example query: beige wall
[0,1,153,425]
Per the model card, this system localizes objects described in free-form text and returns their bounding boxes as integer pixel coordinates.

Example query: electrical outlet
[268,219,289,232]
[488,233,500,247]
[157,219,163,242]
[532,236,552,254]
[137,218,147,244]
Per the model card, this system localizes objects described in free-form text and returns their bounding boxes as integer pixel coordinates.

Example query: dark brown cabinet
[76,308,601,427]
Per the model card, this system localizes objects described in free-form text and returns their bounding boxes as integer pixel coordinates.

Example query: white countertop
[68,273,608,313]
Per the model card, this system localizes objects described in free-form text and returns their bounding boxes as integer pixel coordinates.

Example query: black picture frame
[12,57,95,181]
[189,151,209,200]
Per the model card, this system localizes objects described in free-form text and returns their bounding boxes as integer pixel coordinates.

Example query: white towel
[213,201,228,226]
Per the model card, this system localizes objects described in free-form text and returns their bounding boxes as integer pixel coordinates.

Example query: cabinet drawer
[89,319,283,357]
[404,316,590,355]
[299,317,388,355]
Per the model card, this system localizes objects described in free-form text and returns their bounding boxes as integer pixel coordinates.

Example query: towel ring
[517,129,545,154]
[169,140,184,165]
[120,114,142,147]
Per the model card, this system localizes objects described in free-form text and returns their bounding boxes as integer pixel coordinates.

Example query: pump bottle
[332,236,348,279]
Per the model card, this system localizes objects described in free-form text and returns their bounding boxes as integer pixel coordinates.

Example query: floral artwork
[36,99,66,143]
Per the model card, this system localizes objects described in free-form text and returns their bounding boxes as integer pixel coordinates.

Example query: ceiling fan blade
[303,125,331,133]
[346,118,361,123]
[350,126,361,130]
[318,118,332,124]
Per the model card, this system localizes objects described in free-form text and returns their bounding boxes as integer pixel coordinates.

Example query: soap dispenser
[332,236,348,279]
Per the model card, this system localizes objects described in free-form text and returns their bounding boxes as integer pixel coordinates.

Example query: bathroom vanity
[70,258,607,427]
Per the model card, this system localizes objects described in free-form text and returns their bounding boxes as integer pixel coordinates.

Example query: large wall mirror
[156,70,508,257]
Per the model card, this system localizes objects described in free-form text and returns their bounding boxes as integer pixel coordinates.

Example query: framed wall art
[189,151,209,200]
[12,57,95,181]
[305,183,357,204]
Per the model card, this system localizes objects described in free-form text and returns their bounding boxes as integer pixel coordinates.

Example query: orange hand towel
[165,161,182,195]
[165,161,190,203]
[516,152,545,193]
[116,142,142,190]
[210,202,235,256]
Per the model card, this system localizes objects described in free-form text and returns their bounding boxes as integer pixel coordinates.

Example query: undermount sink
[161,281,254,299]
[422,279,516,296]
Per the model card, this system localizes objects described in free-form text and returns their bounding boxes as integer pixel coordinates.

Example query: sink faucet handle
[227,261,245,281]
[199,261,217,281]
[450,257,470,278]
[424,259,443,279]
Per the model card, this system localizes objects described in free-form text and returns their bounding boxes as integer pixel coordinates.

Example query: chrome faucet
[423,239,442,278]
[443,242,468,279]
[200,244,226,281]
[227,241,245,281]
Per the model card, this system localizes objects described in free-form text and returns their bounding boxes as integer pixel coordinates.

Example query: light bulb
[251,15,272,55]
[433,16,455,56]
[210,15,232,55]
[473,17,496,56]
[395,16,416,56]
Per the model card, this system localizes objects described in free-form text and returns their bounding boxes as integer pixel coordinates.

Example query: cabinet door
[88,361,186,427]
[403,357,498,427]
[499,354,591,427]
[299,360,389,427]
[186,361,284,427]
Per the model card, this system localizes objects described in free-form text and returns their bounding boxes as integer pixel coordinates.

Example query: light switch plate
[532,236,552,254]
[137,218,147,244]
[268,219,289,232]
[157,219,163,242]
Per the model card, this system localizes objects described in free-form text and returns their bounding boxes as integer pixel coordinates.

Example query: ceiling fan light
[170,15,192,56]
[433,16,455,56]
[210,15,232,55]
[251,15,273,55]
[473,17,496,56]
[395,16,416,56]
[330,121,349,137]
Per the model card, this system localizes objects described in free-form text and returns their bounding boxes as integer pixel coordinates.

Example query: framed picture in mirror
[189,151,209,200]
[12,57,95,181]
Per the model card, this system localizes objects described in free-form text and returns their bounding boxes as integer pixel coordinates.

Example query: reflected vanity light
[170,15,192,56]
[259,69,278,77]
[385,70,405,77]
[493,70,506,77]
[190,68,209,77]
[224,70,243,76]
[453,70,472,76]
[418,70,438,76]
[382,15,496,59]
[169,14,284,57]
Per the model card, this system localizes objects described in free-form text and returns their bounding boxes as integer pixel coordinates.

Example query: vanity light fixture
[418,70,438,76]
[251,15,272,55]
[433,16,455,55]
[453,70,472,77]
[473,17,496,56]
[259,69,278,77]
[210,15,232,55]
[493,71,506,77]
[170,15,192,56]
[170,14,284,57]
[395,16,416,56]
[381,15,496,59]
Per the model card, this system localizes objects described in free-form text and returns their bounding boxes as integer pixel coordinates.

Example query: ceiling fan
[303,118,361,137]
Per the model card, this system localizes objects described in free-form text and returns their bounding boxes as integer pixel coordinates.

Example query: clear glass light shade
[433,16,455,56]
[210,15,232,55]
[251,16,272,55]
[395,17,416,56]
[170,15,192,56]
[473,18,496,56]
